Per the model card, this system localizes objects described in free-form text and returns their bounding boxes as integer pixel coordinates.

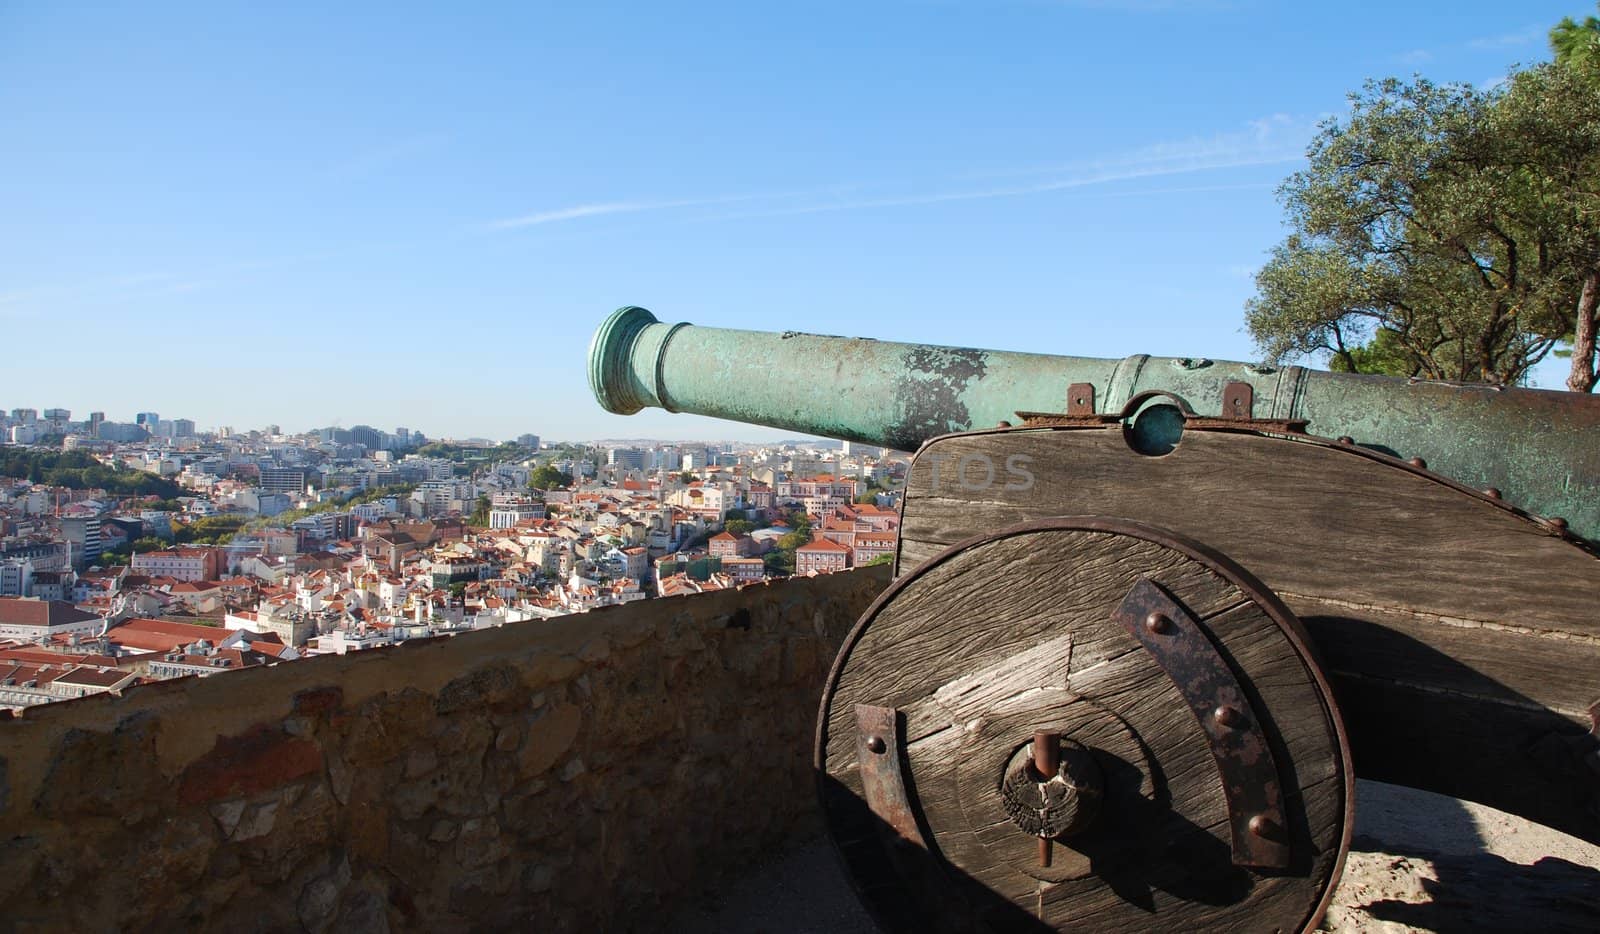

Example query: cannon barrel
[589,305,1600,542]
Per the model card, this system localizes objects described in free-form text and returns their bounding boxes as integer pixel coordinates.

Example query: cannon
[588,306,1600,932]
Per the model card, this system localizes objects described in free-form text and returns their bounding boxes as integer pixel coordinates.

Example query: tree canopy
[528,464,573,491]
[1246,31,1600,391]
[0,449,183,498]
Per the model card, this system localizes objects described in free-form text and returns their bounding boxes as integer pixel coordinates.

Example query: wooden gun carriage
[589,306,1600,932]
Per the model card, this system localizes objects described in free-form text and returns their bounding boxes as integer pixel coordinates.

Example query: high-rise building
[350,425,386,451]
[10,408,37,424]
[136,412,159,429]
[88,412,105,437]
[59,515,102,569]
[259,468,309,494]
[173,419,196,438]
[42,409,70,435]
[517,434,540,449]
[608,447,646,471]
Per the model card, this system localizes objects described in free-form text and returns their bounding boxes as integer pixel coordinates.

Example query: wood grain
[820,523,1348,932]
[895,427,1600,844]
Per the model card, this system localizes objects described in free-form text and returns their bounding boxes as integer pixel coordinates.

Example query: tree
[1534,9,1600,391]
[1552,3,1600,71]
[470,494,492,526]
[528,465,572,491]
[723,519,755,537]
[1246,68,1600,389]
[175,515,248,545]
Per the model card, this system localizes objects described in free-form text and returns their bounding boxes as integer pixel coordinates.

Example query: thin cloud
[484,188,808,230]
[705,116,1310,220]
[325,133,451,180]
[494,115,1311,229]
[1466,26,1543,50]
[1395,49,1433,65]
[488,201,670,229]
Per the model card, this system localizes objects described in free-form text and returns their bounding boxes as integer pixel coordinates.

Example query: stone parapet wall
[0,567,890,933]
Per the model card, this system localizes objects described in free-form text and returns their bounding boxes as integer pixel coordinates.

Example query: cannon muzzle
[588,305,1600,541]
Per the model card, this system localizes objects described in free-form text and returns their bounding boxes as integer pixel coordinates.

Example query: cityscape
[0,403,906,711]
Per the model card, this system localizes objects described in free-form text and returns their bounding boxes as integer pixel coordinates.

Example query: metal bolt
[1482,487,1502,500]
[1144,612,1174,635]
[995,420,1012,428]
[1033,731,1062,868]
[1546,516,1570,532]
[1336,436,1354,445]
[1248,814,1279,838]
[866,736,887,755]
[1212,705,1245,729]
[1408,456,1428,469]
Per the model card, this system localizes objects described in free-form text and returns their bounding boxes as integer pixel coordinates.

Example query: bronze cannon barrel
[588,305,1600,542]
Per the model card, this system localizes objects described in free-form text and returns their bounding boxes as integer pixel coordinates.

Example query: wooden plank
[894,427,1599,841]
[897,430,1599,636]
[823,525,1349,931]
[1291,595,1600,718]
[823,529,1240,766]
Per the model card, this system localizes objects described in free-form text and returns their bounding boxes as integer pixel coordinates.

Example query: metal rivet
[866,736,887,755]
[1074,396,1085,406]
[1482,487,1502,500]
[995,420,1012,428]
[1336,436,1354,445]
[1546,516,1570,532]
[1212,705,1245,729]
[1144,612,1173,635]
[1248,814,1278,837]
[1408,456,1427,469]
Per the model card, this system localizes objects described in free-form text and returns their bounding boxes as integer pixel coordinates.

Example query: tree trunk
[1567,270,1599,393]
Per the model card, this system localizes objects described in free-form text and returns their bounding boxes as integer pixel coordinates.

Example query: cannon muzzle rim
[588,305,661,415]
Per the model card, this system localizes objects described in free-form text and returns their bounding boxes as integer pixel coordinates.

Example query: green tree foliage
[246,483,415,531]
[528,465,573,490]
[763,549,795,575]
[1246,61,1600,389]
[862,553,894,567]
[0,450,183,497]
[175,515,248,545]
[723,519,755,537]
[470,494,491,526]
[1552,3,1600,70]
[130,536,169,553]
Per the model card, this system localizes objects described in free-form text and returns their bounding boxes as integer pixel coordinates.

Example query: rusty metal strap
[855,704,928,849]
[1111,578,1291,869]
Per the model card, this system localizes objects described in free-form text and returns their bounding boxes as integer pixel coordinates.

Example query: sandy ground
[671,779,1600,932]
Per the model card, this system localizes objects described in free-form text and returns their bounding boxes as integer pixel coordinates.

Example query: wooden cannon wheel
[817,517,1353,933]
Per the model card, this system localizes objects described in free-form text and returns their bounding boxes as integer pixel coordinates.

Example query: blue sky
[0,1,1582,442]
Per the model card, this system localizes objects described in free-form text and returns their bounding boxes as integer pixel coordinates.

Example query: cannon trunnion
[586,307,1600,931]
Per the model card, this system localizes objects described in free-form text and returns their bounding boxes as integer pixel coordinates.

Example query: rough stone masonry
[0,566,891,933]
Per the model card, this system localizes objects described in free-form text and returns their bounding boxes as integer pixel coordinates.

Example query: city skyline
[1,2,1582,440]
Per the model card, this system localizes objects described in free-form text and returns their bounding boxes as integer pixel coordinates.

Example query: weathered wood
[819,522,1349,932]
[895,427,1600,844]
[897,430,1597,636]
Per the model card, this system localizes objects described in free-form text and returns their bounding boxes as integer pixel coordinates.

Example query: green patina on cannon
[589,305,1600,933]
[590,305,1600,543]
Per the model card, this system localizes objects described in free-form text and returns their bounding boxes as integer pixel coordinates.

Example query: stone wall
[0,567,890,933]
